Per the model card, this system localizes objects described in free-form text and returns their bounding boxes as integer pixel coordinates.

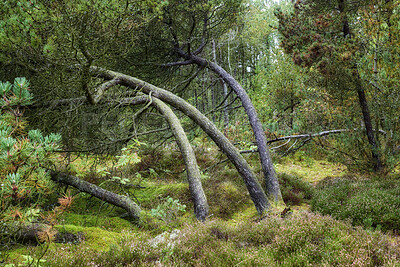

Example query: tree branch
[266,129,349,143]
[160,59,194,67]
[93,78,121,104]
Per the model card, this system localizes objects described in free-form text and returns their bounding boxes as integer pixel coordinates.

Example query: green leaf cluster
[150,196,187,224]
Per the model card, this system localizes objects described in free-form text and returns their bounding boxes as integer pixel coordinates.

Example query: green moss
[60,213,134,231]
[230,206,260,223]
[206,181,252,219]
[55,224,123,251]
[5,225,124,265]
[275,158,347,184]
[4,247,30,265]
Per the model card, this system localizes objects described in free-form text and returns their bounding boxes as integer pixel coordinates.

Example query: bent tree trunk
[187,54,282,202]
[90,67,270,215]
[50,171,141,219]
[131,95,209,221]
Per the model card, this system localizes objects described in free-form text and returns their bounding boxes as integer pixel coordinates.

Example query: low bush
[35,212,400,266]
[278,172,314,206]
[312,176,400,231]
[170,212,400,266]
[206,180,252,219]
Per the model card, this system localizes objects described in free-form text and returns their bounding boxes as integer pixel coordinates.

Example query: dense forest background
[1,0,400,266]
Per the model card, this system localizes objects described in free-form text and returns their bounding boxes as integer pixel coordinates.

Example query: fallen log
[3,223,84,245]
[49,171,141,219]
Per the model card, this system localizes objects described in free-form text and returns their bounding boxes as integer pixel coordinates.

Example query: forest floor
[5,148,400,266]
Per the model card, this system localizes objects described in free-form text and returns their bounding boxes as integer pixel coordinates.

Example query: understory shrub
[206,180,252,219]
[278,172,314,205]
[171,212,400,266]
[38,212,400,266]
[312,176,400,231]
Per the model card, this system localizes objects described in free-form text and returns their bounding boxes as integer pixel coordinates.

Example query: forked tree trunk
[90,67,270,215]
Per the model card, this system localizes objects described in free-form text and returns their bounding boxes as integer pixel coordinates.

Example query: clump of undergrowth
[169,212,400,266]
[139,196,191,234]
[201,162,253,219]
[206,180,252,219]
[131,147,186,182]
[278,172,314,206]
[134,183,192,209]
[312,175,400,231]
[39,212,400,266]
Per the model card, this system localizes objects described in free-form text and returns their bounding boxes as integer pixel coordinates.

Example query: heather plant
[312,176,400,231]
[38,212,400,266]
[168,212,400,266]
[278,172,314,206]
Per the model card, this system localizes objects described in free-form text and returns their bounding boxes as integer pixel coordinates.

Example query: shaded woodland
[1,0,400,266]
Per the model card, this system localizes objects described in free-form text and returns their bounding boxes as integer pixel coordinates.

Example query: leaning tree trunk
[130,95,209,221]
[49,171,141,219]
[90,67,270,215]
[185,54,282,202]
[355,82,382,171]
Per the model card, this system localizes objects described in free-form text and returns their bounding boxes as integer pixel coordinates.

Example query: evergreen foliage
[0,77,60,230]
[275,0,400,171]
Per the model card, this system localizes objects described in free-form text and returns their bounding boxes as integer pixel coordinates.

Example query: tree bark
[338,0,350,37]
[223,82,230,136]
[180,53,281,202]
[130,95,209,221]
[49,171,141,219]
[89,67,270,215]
[355,83,383,171]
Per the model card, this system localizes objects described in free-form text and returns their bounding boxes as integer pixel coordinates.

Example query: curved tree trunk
[90,67,270,215]
[184,54,282,202]
[131,95,209,221]
[49,171,141,219]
